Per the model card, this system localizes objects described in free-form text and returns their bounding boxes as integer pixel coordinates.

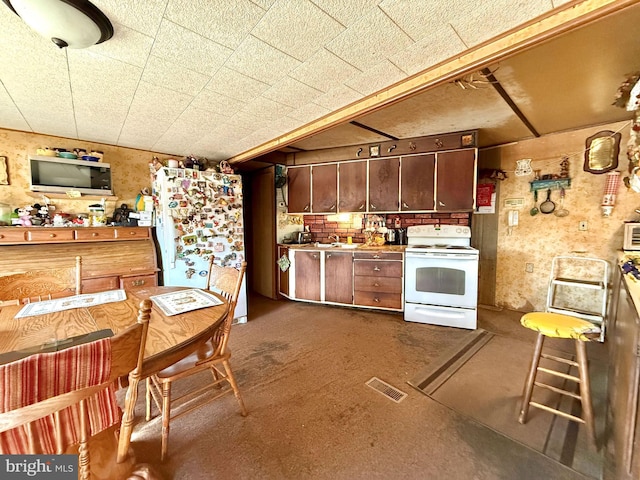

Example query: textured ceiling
[0,0,638,167]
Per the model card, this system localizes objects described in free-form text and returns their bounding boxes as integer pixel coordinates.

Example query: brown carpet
[122,296,595,479]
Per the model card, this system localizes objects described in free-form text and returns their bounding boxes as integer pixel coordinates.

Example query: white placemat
[15,290,128,319]
[149,288,223,316]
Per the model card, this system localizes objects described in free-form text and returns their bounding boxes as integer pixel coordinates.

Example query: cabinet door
[278,246,290,297]
[312,164,338,213]
[338,161,367,213]
[436,149,476,211]
[368,157,399,212]
[325,251,353,304]
[295,251,320,301]
[288,166,311,213]
[401,154,435,211]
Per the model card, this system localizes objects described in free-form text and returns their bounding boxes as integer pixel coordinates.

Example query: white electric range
[404,225,479,329]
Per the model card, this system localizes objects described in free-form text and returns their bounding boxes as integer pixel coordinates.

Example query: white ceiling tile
[206,67,270,102]
[262,77,323,109]
[251,0,344,61]
[191,89,246,116]
[345,60,406,96]
[290,49,361,93]
[224,112,271,132]
[164,0,265,49]
[88,23,154,68]
[20,111,78,139]
[94,0,166,37]
[287,102,331,123]
[326,7,413,71]
[390,28,466,76]
[379,0,444,41]
[151,20,233,76]
[249,0,278,9]
[224,36,301,85]
[0,104,30,132]
[313,84,363,111]
[142,56,210,96]
[310,0,382,25]
[75,117,123,146]
[240,97,294,122]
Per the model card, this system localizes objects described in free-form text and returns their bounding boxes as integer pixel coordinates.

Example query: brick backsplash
[304,213,470,243]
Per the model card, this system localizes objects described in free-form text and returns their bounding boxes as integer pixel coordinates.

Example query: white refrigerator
[152,167,247,321]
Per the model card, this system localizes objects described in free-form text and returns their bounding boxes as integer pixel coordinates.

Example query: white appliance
[404,225,479,329]
[153,167,247,321]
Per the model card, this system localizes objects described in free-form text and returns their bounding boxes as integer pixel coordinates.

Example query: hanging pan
[539,189,556,214]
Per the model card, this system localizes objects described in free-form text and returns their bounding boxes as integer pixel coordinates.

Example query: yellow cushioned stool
[519,312,599,445]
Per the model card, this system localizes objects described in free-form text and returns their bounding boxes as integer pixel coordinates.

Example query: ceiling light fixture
[2,0,113,49]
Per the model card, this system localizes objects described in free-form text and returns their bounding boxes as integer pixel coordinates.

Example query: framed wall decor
[0,156,7,185]
[369,145,380,157]
[584,131,620,174]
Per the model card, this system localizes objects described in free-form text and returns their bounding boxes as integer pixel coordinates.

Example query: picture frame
[583,130,620,174]
[0,156,7,185]
[369,145,380,157]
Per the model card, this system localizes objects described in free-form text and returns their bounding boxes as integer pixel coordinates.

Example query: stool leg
[575,339,596,446]
[519,332,545,424]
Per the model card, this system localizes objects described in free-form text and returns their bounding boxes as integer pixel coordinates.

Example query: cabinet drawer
[354,260,402,277]
[115,228,150,240]
[75,228,117,241]
[120,274,157,290]
[27,229,75,242]
[0,229,27,243]
[354,276,402,294]
[82,276,119,293]
[354,252,403,260]
[354,291,402,309]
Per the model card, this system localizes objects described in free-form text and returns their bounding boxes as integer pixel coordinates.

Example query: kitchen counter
[282,243,407,252]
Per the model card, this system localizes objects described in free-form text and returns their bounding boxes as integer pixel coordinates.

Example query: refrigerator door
[152,167,247,321]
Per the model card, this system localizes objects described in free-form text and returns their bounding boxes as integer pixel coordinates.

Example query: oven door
[404,252,478,308]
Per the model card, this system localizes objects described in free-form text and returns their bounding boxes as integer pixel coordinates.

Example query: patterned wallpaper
[0,128,158,218]
[492,119,635,312]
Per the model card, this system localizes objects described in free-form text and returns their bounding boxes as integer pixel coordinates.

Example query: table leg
[117,371,141,463]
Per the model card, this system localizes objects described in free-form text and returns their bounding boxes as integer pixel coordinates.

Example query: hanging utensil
[530,190,539,216]
[539,189,556,214]
[554,187,569,217]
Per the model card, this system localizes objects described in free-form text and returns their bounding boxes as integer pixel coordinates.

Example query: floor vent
[366,377,408,403]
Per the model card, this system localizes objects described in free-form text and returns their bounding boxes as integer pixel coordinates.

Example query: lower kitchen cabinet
[277,245,290,297]
[325,251,353,304]
[353,253,403,310]
[294,250,321,301]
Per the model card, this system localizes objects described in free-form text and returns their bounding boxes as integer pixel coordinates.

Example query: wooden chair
[145,258,247,461]
[0,300,152,480]
[0,255,82,305]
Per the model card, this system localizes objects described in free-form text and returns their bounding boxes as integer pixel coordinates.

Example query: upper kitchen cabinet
[368,157,399,212]
[312,164,338,213]
[435,149,477,211]
[287,166,311,213]
[338,160,367,213]
[400,154,435,211]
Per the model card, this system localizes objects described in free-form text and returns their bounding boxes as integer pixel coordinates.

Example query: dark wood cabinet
[338,161,367,213]
[312,164,338,213]
[277,245,290,297]
[325,251,353,304]
[294,250,320,301]
[353,252,403,310]
[368,157,399,212]
[287,166,311,213]
[435,149,476,211]
[401,154,435,211]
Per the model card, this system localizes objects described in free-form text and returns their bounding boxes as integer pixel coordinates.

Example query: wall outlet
[526,263,534,273]
[579,221,588,231]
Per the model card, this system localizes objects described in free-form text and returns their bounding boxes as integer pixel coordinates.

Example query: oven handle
[406,252,478,260]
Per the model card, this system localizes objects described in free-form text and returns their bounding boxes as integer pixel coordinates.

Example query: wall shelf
[26,192,118,201]
[529,178,571,191]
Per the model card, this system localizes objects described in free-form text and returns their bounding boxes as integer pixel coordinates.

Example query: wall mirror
[583,130,621,174]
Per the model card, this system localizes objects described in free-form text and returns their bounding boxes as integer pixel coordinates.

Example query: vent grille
[365,377,408,403]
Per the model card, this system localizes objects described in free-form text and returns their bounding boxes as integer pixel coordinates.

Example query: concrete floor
[126,294,603,479]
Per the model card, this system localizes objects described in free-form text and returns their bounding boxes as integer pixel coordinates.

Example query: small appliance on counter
[295,231,312,244]
[623,222,640,250]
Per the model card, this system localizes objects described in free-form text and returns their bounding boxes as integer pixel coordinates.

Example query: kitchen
[1,0,640,478]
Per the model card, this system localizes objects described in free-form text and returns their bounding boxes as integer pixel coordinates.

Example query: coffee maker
[395,228,406,245]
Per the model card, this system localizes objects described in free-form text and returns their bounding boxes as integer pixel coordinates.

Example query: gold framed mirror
[583,130,621,174]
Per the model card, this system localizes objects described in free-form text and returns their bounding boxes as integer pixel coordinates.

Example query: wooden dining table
[0,286,229,463]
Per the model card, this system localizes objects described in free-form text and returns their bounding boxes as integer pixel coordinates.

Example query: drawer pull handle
[373,266,381,272]
[132,280,145,286]
[49,234,56,238]
[92,232,99,237]
[359,204,365,210]
[326,253,332,258]
[0,235,4,239]
[373,297,380,303]
[374,283,380,287]
[304,205,310,211]
[312,254,318,259]
[330,204,336,211]
[402,202,409,209]
[370,203,377,210]
[373,255,380,259]
[129,231,137,235]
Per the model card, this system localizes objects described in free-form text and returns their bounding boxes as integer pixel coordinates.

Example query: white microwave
[30,156,112,196]
[623,222,640,250]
